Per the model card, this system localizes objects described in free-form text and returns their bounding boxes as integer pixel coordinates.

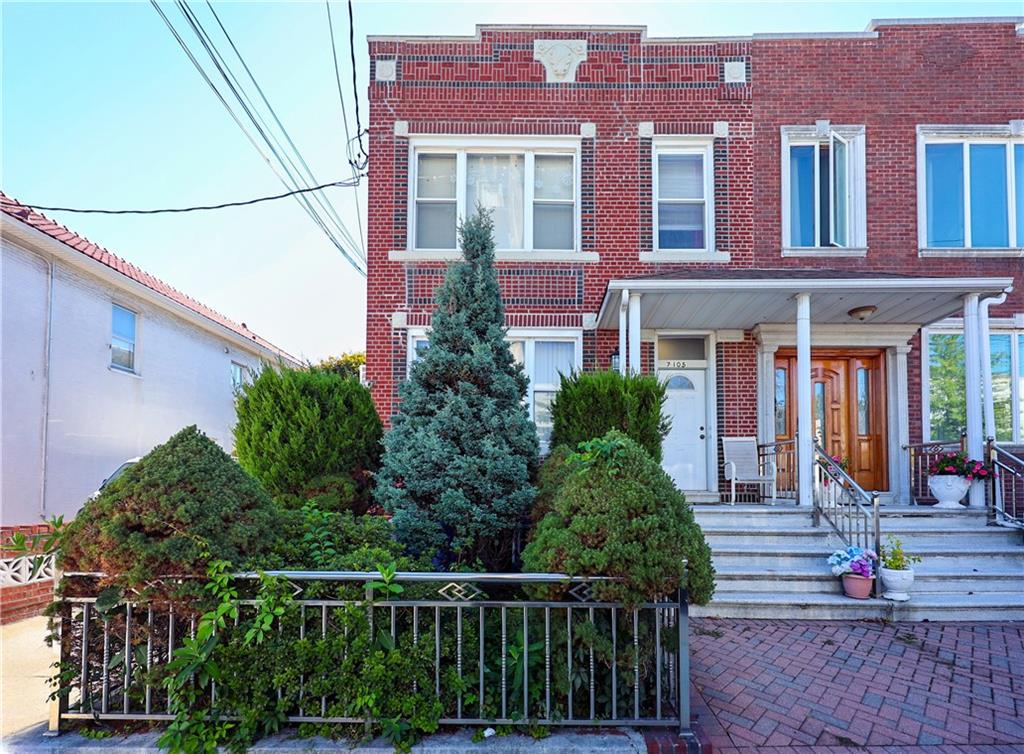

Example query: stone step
[709,543,1024,570]
[712,567,1024,594]
[691,590,1024,621]
[700,526,1021,548]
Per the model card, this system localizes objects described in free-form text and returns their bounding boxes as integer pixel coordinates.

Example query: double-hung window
[406,329,581,447]
[781,125,867,251]
[410,139,579,253]
[653,141,714,252]
[924,327,1024,444]
[111,304,137,372]
[918,127,1024,252]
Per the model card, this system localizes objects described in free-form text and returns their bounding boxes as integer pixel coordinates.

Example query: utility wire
[326,0,365,254]
[151,0,365,275]
[18,179,363,215]
[347,0,368,164]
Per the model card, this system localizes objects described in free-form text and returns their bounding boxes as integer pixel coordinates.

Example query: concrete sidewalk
[1,617,52,740]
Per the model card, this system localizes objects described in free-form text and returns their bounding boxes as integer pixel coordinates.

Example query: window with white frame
[918,131,1023,250]
[411,140,579,252]
[781,125,867,250]
[406,330,581,445]
[923,327,1024,444]
[653,142,714,252]
[231,362,249,392]
[110,303,137,372]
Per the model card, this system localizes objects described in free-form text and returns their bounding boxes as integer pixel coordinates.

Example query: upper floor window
[231,362,250,392]
[919,131,1023,251]
[781,125,867,251]
[653,142,714,252]
[111,304,136,372]
[411,139,579,252]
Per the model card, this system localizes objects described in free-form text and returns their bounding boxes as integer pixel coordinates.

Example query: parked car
[89,457,141,499]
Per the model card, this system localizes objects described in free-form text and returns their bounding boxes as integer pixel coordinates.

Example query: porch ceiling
[595,270,1014,330]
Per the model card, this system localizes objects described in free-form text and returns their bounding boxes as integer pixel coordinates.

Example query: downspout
[979,290,1009,443]
[38,255,55,520]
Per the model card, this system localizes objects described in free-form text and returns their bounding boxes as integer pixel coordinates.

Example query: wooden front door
[775,349,888,492]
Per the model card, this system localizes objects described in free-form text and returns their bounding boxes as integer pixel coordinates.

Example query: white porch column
[796,293,813,507]
[618,289,629,375]
[889,345,912,504]
[756,343,779,446]
[963,293,984,507]
[628,293,642,373]
[979,292,1007,441]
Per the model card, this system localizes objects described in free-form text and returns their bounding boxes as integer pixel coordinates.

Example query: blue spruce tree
[375,210,539,569]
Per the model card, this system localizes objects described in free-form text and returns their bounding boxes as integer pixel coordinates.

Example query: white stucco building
[1,194,298,526]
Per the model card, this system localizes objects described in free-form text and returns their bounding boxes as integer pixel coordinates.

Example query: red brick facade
[365,20,1023,460]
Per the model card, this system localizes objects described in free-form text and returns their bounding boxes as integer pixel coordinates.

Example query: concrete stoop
[1,725,703,754]
[693,504,1024,621]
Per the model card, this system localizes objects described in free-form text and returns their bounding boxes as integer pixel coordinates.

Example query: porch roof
[595,268,1014,330]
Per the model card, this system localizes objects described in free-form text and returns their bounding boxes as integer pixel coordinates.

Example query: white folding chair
[722,436,777,504]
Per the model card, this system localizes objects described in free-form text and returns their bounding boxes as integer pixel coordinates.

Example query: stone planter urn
[880,567,915,601]
[841,574,874,599]
[927,474,970,509]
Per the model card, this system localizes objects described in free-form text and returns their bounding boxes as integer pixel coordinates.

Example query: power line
[347,0,368,164]
[326,0,366,254]
[18,179,363,215]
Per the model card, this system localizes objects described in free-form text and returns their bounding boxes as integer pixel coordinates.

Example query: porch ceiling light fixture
[847,305,878,322]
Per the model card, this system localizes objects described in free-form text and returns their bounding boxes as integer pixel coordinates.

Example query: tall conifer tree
[375,210,538,569]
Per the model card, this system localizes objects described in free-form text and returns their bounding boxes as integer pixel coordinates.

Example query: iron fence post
[676,580,690,736]
[872,493,882,599]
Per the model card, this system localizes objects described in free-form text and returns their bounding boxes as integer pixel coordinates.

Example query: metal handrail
[758,438,798,501]
[812,441,882,597]
[987,440,1024,528]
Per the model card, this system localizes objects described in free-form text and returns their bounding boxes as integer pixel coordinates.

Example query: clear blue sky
[3,1,1021,361]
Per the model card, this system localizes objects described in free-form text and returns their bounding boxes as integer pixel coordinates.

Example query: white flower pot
[880,567,915,602]
[927,475,970,508]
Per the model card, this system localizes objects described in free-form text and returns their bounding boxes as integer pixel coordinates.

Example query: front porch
[596,268,1016,510]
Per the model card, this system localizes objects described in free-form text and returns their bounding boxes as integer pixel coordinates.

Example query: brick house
[364,17,1022,522]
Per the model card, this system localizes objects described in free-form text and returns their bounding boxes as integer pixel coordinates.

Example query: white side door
[661,369,708,491]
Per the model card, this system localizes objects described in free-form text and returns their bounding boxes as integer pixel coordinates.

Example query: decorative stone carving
[580,122,596,138]
[723,61,746,83]
[533,39,587,83]
[713,120,730,138]
[375,59,397,82]
[637,122,655,139]
[393,120,409,137]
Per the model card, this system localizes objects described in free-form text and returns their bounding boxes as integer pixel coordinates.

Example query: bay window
[410,140,578,252]
[781,125,867,251]
[918,128,1023,252]
[924,328,1024,444]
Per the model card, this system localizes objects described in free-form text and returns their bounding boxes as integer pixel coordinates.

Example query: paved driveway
[1,616,51,738]
[689,618,1024,754]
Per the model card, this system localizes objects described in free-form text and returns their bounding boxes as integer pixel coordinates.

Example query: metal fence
[904,435,965,505]
[759,439,797,501]
[988,441,1024,526]
[50,570,694,739]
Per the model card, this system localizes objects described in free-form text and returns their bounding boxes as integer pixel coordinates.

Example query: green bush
[549,370,670,462]
[531,444,573,524]
[59,426,281,590]
[522,431,715,606]
[375,210,538,570]
[234,365,382,512]
[313,351,365,381]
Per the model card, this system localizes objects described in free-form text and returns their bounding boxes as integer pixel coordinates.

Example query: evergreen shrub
[234,366,382,512]
[522,430,715,605]
[549,370,670,461]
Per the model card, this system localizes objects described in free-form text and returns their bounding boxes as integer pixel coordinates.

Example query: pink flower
[944,465,955,472]
[966,474,973,480]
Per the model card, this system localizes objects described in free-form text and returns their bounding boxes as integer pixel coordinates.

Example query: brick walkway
[688,619,1024,754]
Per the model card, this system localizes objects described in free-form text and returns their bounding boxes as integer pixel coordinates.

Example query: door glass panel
[814,382,826,444]
[969,144,1009,247]
[925,143,965,247]
[658,337,705,362]
[666,375,695,390]
[789,145,815,247]
[990,334,1012,441]
[856,367,870,434]
[774,367,787,435]
[1019,334,1024,441]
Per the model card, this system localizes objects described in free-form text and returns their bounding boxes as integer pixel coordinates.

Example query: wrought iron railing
[812,442,881,595]
[758,439,797,501]
[49,570,694,739]
[986,440,1024,528]
[904,433,966,505]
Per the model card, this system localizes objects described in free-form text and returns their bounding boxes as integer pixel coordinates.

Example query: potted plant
[826,546,878,599]
[879,536,921,602]
[927,451,992,509]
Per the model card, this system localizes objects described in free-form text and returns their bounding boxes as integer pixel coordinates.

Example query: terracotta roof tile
[1,192,297,363]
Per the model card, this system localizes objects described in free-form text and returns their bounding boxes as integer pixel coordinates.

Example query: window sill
[918,247,1024,258]
[782,246,868,258]
[638,250,731,263]
[389,250,600,263]
[109,365,141,379]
